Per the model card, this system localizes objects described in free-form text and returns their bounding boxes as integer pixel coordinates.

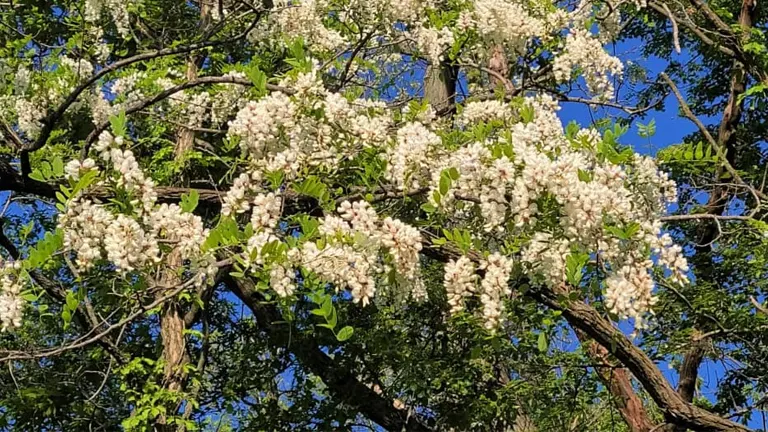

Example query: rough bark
[157,6,214,428]
[575,329,655,432]
[153,249,191,431]
[424,62,457,116]
[530,285,750,432]
[677,336,707,405]
[695,0,757,251]
[488,44,513,94]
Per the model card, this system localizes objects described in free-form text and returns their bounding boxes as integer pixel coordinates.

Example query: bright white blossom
[553,29,624,99]
[0,259,24,331]
[444,256,477,314]
[480,253,514,330]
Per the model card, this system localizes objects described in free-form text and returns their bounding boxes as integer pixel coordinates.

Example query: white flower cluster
[92,69,248,132]
[94,133,158,215]
[84,0,132,36]
[173,91,211,129]
[385,122,442,191]
[59,132,216,286]
[254,0,434,53]
[301,241,378,305]
[269,261,297,297]
[228,92,297,159]
[553,29,623,99]
[380,217,425,298]
[60,199,115,271]
[520,233,571,287]
[103,214,160,272]
[457,100,513,126]
[221,172,264,217]
[251,193,283,232]
[605,262,656,329]
[479,253,513,330]
[412,26,455,65]
[417,96,686,329]
[0,259,24,331]
[227,70,393,179]
[65,158,97,181]
[147,204,211,261]
[298,201,424,304]
[264,0,346,51]
[60,56,94,80]
[469,0,548,52]
[3,59,98,139]
[444,256,477,314]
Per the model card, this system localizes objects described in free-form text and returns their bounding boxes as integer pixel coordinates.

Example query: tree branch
[529,285,750,432]
[226,275,434,432]
[27,17,263,154]
[81,76,293,157]
[660,72,763,202]
[575,328,655,432]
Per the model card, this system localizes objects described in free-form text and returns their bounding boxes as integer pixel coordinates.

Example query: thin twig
[662,3,682,54]
[660,72,765,203]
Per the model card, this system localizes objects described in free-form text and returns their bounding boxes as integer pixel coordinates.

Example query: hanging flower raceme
[0,259,24,331]
[57,131,218,287]
[419,95,687,330]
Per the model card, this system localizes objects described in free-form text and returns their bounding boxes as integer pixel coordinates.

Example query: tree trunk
[424,62,457,116]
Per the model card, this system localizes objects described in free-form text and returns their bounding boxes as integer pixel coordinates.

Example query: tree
[0,0,767,431]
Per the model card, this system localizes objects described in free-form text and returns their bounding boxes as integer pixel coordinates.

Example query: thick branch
[574,329,655,432]
[529,286,750,432]
[677,336,707,403]
[227,275,433,432]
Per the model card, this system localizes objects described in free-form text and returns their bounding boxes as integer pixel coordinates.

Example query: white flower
[444,256,477,314]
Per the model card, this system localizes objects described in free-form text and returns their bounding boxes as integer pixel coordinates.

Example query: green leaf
[52,156,64,177]
[66,291,78,311]
[110,111,128,137]
[637,119,656,138]
[62,309,72,327]
[245,66,267,95]
[439,175,451,196]
[180,189,199,213]
[320,297,333,317]
[694,142,704,159]
[420,203,437,213]
[565,252,589,286]
[624,222,640,238]
[448,167,460,180]
[25,229,63,269]
[40,161,52,177]
[537,332,548,352]
[605,225,628,240]
[29,170,46,182]
[21,293,38,302]
[336,326,354,342]
[565,121,580,139]
[520,105,534,123]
